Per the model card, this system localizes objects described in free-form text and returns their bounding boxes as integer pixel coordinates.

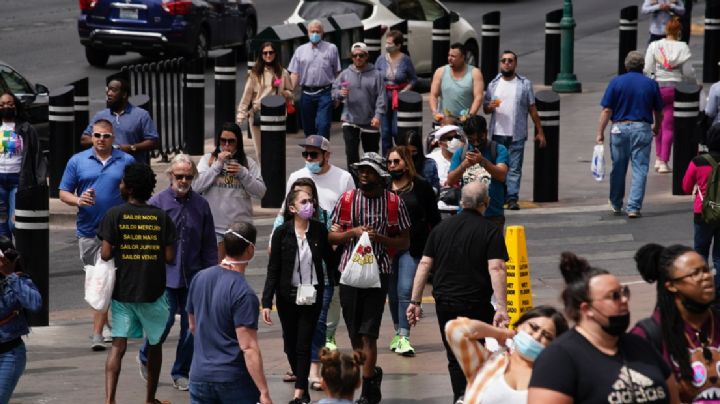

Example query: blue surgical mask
[305,161,322,174]
[309,33,321,44]
[512,330,545,362]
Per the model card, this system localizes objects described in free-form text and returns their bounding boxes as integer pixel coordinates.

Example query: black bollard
[390,20,409,56]
[533,90,560,203]
[213,49,237,137]
[183,58,205,155]
[618,6,638,76]
[481,11,501,85]
[260,95,287,208]
[396,91,423,149]
[681,0,693,44]
[48,86,75,199]
[544,9,563,86]
[704,3,720,83]
[363,25,383,64]
[673,83,700,195]
[432,15,451,73]
[70,77,89,153]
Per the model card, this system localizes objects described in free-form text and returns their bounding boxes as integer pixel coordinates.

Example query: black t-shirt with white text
[98,203,177,303]
[530,328,672,404]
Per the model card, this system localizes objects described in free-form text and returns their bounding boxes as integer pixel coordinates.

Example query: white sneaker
[102,325,112,343]
[657,162,672,174]
[654,159,662,171]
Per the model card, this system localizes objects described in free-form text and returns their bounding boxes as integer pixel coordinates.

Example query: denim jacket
[0,273,42,343]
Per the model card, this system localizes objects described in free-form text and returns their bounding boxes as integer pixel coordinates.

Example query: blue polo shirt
[449,143,508,218]
[84,103,158,164]
[58,148,135,238]
[600,71,663,124]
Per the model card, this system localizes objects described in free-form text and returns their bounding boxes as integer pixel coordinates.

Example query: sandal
[283,370,297,383]
[310,378,324,391]
[149,400,171,404]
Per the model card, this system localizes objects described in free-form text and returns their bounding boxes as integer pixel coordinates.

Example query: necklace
[683,313,715,363]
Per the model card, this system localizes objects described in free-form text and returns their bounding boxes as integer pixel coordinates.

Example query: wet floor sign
[505,225,533,327]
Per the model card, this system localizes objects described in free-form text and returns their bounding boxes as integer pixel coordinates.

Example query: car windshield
[0,65,32,96]
[298,0,373,20]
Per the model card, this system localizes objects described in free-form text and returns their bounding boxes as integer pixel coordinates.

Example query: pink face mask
[298,202,315,219]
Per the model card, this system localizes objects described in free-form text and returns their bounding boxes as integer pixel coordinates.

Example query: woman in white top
[445,305,568,404]
[644,17,694,174]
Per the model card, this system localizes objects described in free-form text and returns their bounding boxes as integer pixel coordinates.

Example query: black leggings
[343,125,380,170]
[276,295,323,391]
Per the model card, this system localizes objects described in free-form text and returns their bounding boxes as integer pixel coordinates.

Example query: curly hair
[122,163,156,202]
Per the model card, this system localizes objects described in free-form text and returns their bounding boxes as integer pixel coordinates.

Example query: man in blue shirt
[187,222,272,404]
[80,77,158,164]
[597,50,663,218]
[136,154,217,391]
[58,118,135,351]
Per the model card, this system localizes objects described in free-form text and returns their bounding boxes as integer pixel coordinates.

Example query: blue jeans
[609,122,653,212]
[0,342,26,404]
[139,287,192,380]
[0,173,19,238]
[189,378,259,404]
[388,251,419,337]
[300,88,333,139]
[311,282,334,362]
[381,108,398,156]
[694,220,720,293]
[492,136,524,202]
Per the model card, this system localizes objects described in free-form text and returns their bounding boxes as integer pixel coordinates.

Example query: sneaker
[289,393,310,404]
[657,162,672,173]
[325,335,337,351]
[455,398,465,404]
[395,336,415,357]
[90,334,105,351]
[507,200,520,211]
[102,325,113,343]
[172,377,189,391]
[627,211,642,219]
[609,200,622,216]
[136,354,148,381]
[389,335,401,352]
[654,159,662,171]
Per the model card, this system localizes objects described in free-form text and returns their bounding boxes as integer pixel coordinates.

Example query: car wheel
[85,47,110,67]
[464,40,479,69]
[193,30,209,60]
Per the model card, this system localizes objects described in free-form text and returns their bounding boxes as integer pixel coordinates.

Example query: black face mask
[593,307,630,336]
[681,295,714,314]
[500,69,514,78]
[0,108,16,120]
[389,170,406,180]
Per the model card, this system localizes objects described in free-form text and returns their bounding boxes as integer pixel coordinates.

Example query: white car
[285,0,480,75]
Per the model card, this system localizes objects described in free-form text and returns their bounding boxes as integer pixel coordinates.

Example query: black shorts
[339,274,389,339]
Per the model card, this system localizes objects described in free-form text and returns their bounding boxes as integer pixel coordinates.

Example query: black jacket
[15,121,47,188]
[262,219,336,309]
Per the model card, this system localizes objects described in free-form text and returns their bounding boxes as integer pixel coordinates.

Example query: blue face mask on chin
[305,161,322,174]
[512,330,545,362]
[309,33,322,44]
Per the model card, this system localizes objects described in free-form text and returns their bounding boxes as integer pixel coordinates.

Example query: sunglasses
[219,137,237,145]
[440,135,461,142]
[388,158,402,166]
[302,151,320,159]
[262,51,275,56]
[500,58,515,64]
[92,132,113,139]
[352,53,368,59]
[601,285,631,302]
[173,174,194,181]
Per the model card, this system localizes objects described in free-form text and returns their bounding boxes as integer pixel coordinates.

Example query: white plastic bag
[84,254,116,312]
[591,144,605,182]
[340,232,381,289]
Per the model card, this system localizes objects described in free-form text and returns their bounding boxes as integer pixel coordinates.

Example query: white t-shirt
[285,165,355,213]
[427,148,452,186]
[493,77,518,137]
[0,122,22,174]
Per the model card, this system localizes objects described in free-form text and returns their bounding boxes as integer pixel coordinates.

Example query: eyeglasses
[500,58,515,64]
[596,285,631,302]
[92,132,113,139]
[388,158,402,166]
[262,51,275,56]
[302,151,320,159]
[526,321,555,343]
[670,266,716,282]
[219,137,237,145]
[173,174,194,181]
[352,53,368,59]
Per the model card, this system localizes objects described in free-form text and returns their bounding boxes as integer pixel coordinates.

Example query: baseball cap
[433,125,461,141]
[298,135,330,151]
[351,42,369,54]
[351,152,390,178]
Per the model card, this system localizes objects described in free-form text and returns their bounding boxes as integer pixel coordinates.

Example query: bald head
[460,181,489,212]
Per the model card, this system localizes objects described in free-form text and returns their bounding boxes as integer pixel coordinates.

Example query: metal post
[260,95,287,208]
[552,0,582,93]
[681,0,693,44]
[673,83,700,195]
[363,25,383,64]
[481,11,501,84]
[544,9,563,86]
[432,15,451,73]
[213,49,237,137]
[618,6,638,76]
[390,20,409,56]
[704,3,720,84]
[396,91,423,148]
[48,86,75,199]
[70,77,89,153]
[533,91,560,202]
[183,58,205,155]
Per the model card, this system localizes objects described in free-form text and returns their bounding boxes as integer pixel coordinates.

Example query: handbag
[84,252,116,312]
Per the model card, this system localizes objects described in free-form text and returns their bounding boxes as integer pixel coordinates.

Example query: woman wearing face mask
[444,305,568,404]
[375,30,417,156]
[399,130,440,196]
[386,146,440,356]
[195,122,266,260]
[262,188,336,404]
[631,244,719,403]
[0,92,47,239]
[528,252,680,404]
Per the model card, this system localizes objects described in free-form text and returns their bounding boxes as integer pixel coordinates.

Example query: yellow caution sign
[505,225,533,327]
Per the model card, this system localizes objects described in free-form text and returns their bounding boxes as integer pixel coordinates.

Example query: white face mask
[221,257,254,266]
[447,138,462,153]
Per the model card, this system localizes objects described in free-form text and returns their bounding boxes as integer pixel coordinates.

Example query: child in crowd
[318,348,365,404]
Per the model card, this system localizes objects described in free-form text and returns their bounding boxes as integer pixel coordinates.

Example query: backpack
[635,316,663,355]
[700,154,720,224]
[338,189,401,257]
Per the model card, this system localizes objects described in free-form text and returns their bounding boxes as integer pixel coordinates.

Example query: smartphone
[467,143,476,153]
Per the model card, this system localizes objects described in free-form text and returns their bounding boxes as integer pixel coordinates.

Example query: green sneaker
[389,335,401,352]
[325,335,337,351]
[395,336,415,357]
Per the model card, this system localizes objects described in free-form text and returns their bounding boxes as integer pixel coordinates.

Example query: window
[418,0,446,21]
[0,66,32,96]
[298,1,373,20]
[394,0,424,21]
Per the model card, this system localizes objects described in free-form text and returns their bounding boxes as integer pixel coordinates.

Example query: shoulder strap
[338,189,355,228]
[636,317,663,354]
[703,153,718,167]
[490,140,497,163]
[387,191,399,226]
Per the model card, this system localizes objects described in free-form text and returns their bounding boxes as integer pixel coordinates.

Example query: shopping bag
[591,144,605,182]
[340,232,381,289]
[84,254,116,312]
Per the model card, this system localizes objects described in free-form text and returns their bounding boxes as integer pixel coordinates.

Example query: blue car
[78,0,257,67]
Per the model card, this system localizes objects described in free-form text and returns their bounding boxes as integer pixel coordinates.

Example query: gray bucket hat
[351,152,390,178]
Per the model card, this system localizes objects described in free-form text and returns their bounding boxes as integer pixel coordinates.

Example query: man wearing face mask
[483,51,545,211]
[329,152,411,404]
[427,125,463,188]
[135,154,217,391]
[289,20,342,140]
[447,115,509,228]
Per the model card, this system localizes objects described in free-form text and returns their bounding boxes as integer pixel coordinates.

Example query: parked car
[77,0,258,67]
[0,61,49,152]
[285,0,479,75]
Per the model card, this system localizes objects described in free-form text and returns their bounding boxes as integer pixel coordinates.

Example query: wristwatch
[129,144,137,152]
